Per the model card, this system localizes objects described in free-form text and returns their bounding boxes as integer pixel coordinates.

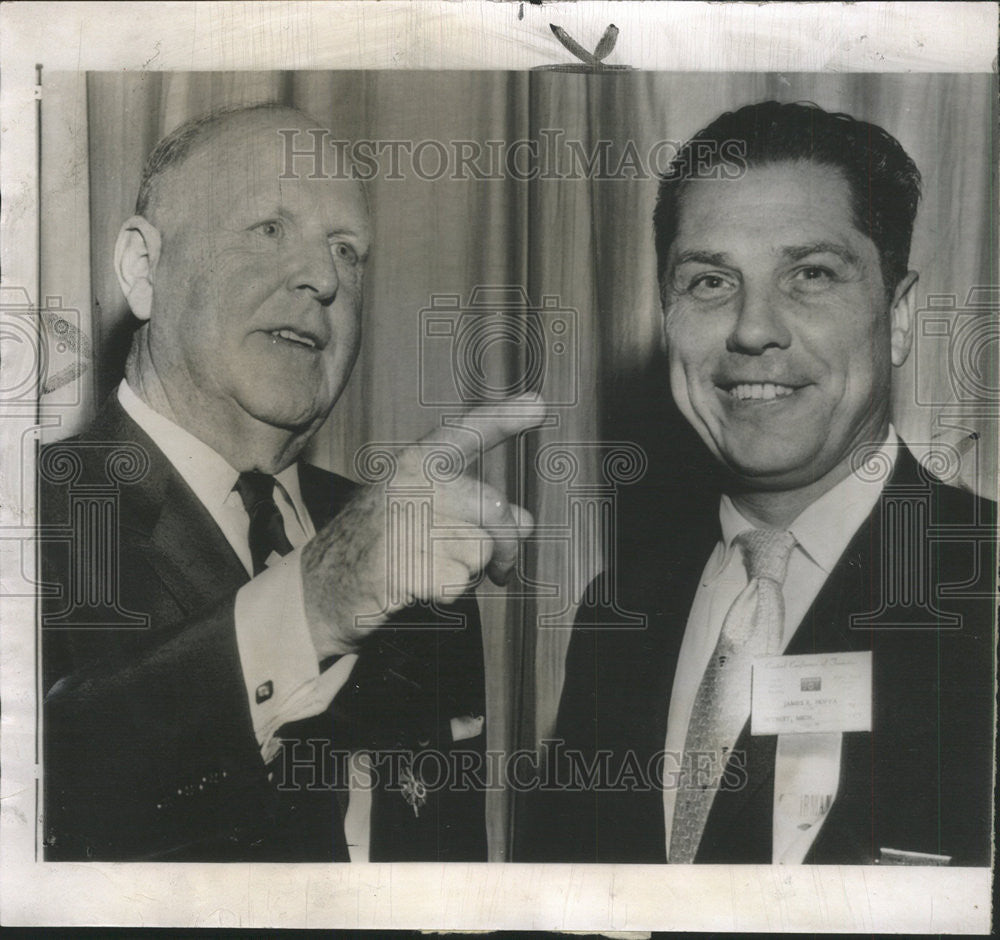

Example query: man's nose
[726,284,792,354]
[287,239,340,304]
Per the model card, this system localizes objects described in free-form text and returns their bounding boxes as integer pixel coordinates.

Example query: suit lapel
[654,519,717,700]
[298,462,357,529]
[88,395,250,617]
[630,507,720,765]
[143,472,250,615]
[694,456,908,861]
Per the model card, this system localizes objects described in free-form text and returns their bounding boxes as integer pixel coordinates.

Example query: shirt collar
[117,379,308,522]
[707,427,899,579]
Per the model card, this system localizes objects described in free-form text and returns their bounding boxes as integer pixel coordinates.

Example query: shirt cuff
[234,549,359,763]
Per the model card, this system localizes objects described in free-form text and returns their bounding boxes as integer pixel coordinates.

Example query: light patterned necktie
[668,527,797,864]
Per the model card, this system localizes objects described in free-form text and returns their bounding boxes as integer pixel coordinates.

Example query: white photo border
[1,1,996,931]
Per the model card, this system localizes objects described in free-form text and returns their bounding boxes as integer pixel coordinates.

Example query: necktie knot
[735,528,796,584]
[235,470,277,514]
[234,471,294,575]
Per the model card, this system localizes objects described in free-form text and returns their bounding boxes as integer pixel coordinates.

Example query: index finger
[407,393,548,464]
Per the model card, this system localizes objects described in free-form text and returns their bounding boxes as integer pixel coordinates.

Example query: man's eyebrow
[781,242,861,266]
[328,226,366,239]
[673,249,733,267]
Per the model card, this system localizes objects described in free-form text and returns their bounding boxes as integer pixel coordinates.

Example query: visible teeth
[271,329,316,348]
[729,383,794,401]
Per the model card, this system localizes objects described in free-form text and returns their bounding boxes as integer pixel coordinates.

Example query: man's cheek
[668,362,702,429]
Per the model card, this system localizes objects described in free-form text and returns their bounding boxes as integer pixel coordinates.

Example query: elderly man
[533,101,995,865]
[41,104,539,862]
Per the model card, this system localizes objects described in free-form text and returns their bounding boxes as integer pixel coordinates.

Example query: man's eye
[253,220,283,238]
[687,273,736,300]
[791,266,836,290]
[332,241,359,265]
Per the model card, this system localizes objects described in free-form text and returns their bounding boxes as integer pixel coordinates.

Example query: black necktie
[234,471,295,575]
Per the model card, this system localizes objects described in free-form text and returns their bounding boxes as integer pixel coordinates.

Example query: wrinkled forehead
[155,111,369,228]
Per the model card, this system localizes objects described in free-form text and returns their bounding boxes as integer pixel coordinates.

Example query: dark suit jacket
[41,396,487,862]
[524,446,995,865]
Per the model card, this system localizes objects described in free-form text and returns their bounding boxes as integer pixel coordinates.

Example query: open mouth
[269,328,320,350]
[721,381,799,402]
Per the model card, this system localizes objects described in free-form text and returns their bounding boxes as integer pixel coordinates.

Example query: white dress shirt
[662,430,899,862]
[117,382,358,774]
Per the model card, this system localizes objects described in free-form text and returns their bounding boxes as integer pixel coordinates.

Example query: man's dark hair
[134,102,308,218]
[653,100,922,297]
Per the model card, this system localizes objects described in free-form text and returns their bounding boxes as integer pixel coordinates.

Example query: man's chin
[716,445,826,491]
[257,412,323,435]
[242,397,331,435]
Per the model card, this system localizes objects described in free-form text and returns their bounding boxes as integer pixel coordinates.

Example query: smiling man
[41,104,540,862]
[662,158,914,521]
[535,101,995,865]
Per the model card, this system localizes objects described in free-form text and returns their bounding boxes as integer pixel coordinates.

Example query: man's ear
[114,216,161,321]
[889,270,919,367]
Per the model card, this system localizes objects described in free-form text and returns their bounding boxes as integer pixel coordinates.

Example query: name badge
[751,651,872,736]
